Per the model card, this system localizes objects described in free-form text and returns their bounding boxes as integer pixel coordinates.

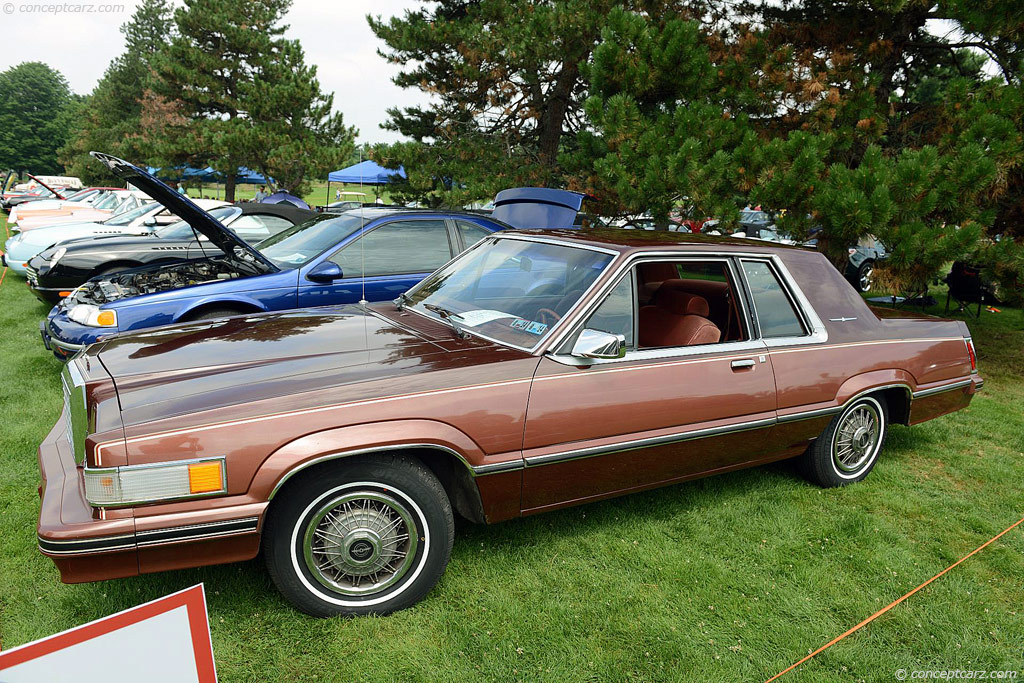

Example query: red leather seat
[638,288,721,347]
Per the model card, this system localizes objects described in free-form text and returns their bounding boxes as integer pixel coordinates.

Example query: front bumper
[43,307,109,359]
[41,315,89,359]
[2,237,37,276]
[38,405,267,583]
[37,411,139,582]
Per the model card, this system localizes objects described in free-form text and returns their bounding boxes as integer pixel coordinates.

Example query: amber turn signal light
[188,461,224,494]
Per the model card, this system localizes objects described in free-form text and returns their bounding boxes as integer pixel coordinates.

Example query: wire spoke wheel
[832,403,881,473]
[302,490,419,596]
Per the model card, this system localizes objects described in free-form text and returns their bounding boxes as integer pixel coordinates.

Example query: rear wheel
[855,260,874,292]
[799,395,888,487]
[263,454,454,617]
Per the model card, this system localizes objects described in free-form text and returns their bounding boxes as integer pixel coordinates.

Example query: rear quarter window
[741,260,807,338]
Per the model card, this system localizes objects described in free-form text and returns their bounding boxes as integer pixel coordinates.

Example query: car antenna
[359,160,367,306]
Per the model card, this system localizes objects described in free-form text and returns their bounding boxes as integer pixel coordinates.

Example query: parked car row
[6,153,981,618]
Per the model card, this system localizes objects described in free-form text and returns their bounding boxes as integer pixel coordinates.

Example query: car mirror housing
[571,329,627,360]
[306,261,344,283]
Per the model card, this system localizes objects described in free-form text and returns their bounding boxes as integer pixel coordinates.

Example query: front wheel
[263,454,454,617]
[799,395,888,487]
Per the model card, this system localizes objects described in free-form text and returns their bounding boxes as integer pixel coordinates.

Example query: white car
[8,189,144,229]
[3,199,229,276]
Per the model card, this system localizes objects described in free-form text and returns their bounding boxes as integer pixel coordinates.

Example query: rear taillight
[965,337,977,372]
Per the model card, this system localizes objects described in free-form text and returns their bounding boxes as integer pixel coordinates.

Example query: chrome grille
[61,374,74,454]
[61,361,88,464]
[25,264,38,280]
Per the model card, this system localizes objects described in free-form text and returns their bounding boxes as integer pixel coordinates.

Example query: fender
[174,294,269,321]
[833,369,916,406]
[249,419,495,501]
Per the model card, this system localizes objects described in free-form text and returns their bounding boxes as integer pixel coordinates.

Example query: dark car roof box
[492,188,588,230]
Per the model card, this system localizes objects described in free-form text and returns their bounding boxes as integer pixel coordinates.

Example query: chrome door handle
[731,359,755,370]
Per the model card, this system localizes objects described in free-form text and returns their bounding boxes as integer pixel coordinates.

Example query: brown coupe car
[37,230,982,616]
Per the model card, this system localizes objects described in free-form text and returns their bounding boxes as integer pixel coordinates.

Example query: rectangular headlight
[84,457,226,507]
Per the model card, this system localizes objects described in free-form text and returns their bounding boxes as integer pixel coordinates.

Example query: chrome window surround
[401,233,619,353]
[543,251,824,366]
[61,359,88,465]
[83,455,227,508]
[736,257,827,348]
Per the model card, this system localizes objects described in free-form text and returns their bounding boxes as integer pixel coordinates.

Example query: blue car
[42,153,589,358]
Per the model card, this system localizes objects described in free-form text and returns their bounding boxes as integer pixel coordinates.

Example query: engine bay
[70,258,250,306]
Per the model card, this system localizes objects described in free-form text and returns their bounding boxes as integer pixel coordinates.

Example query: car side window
[741,260,807,338]
[584,273,635,348]
[329,219,453,277]
[456,220,492,249]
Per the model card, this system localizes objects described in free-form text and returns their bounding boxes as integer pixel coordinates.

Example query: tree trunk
[224,174,236,202]
[536,62,582,166]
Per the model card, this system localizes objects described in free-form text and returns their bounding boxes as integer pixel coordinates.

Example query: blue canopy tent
[325,160,406,205]
[146,165,273,199]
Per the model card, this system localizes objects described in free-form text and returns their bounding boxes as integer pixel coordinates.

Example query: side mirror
[306,261,343,283]
[143,216,157,227]
[571,328,627,360]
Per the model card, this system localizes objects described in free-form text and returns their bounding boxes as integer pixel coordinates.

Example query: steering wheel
[535,308,561,327]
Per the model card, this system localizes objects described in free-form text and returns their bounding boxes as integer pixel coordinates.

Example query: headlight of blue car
[67,305,118,328]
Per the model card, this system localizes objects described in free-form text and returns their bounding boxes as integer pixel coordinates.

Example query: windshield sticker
[458,309,512,327]
[525,321,548,335]
[510,318,529,330]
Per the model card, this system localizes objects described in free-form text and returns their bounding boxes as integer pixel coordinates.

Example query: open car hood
[27,174,66,201]
[491,187,588,229]
[89,152,278,271]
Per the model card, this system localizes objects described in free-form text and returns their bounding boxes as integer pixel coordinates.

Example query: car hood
[14,222,118,248]
[90,152,277,272]
[90,306,474,427]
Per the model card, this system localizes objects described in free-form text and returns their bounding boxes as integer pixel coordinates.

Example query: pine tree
[59,0,175,184]
[151,0,354,199]
[368,0,631,204]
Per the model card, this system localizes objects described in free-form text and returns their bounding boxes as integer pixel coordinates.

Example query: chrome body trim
[912,379,973,399]
[268,443,497,500]
[523,417,778,467]
[38,516,260,556]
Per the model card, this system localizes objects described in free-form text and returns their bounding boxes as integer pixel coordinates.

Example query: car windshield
[65,189,95,201]
[103,202,158,226]
[258,213,366,268]
[155,207,240,239]
[406,237,613,350]
[91,193,123,210]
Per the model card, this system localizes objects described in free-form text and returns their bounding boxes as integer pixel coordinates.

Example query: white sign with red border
[0,584,217,682]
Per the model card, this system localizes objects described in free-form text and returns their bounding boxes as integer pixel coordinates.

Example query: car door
[520,256,779,513]
[296,218,455,307]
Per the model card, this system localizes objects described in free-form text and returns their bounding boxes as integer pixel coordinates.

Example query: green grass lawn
[1,209,1021,681]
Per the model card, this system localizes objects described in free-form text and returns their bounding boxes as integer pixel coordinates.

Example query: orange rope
[766,514,1024,682]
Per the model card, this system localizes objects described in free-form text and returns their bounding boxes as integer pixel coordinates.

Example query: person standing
[254,185,268,202]
[176,182,187,195]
